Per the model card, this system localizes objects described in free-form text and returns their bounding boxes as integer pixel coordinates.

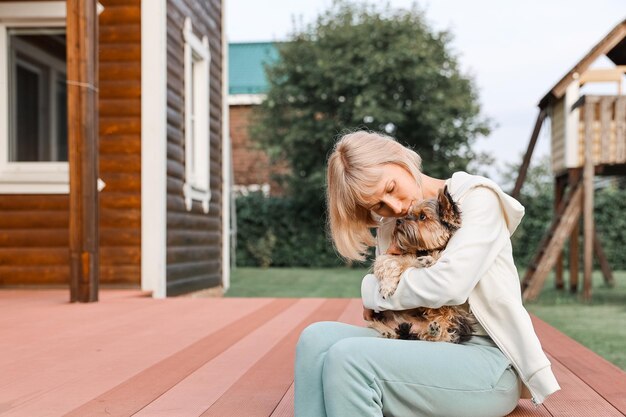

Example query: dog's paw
[373,254,395,279]
[374,255,404,298]
[427,321,441,337]
[415,255,436,268]
[379,278,399,299]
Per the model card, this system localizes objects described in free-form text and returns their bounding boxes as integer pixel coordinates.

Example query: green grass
[226,267,626,370]
[225,267,367,297]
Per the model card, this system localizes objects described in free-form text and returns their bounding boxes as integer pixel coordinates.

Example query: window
[182,18,211,213]
[9,29,67,162]
[0,3,68,193]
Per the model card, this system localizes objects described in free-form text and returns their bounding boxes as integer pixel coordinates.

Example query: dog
[367,186,477,343]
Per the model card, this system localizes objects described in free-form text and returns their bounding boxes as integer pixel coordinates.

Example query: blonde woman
[294,131,559,417]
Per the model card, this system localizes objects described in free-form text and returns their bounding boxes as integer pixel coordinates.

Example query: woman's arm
[362,186,510,310]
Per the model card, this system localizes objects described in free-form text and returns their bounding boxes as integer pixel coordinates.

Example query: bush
[594,186,626,269]
[234,193,345,267]
[235,183,626,270]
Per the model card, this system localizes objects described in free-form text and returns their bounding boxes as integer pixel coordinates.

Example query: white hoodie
[361,171,560,405]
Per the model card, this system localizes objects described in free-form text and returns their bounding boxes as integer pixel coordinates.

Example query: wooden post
[554,175,566,290]
[67,0,99,302]
[512,108,547,200]
[522,182,583,301]
[569,169,581,293]
[582,99,595,301]
[569,220,580,293]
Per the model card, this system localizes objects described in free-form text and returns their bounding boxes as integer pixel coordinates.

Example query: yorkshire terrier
[368,186,477,343]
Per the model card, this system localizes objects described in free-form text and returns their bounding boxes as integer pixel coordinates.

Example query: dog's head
[387,186,461,255]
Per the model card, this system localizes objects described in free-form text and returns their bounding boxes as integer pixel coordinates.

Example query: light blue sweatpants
[295,321,521,417]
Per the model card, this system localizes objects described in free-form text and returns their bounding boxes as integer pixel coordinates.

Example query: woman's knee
[296,321,344,355]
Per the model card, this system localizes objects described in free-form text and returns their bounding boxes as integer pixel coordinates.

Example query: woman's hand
[363,307,375,321]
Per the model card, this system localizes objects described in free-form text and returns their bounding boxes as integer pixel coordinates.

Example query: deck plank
[270,383,295,417]
[62,299,297,417]
[540,352,623,416]
[268,299,365,417]
[531,315,626,414]
[507,400,553,416]
[2,297,276,416]
[0,295,164,370]
[0,291,623,417]
[200,299,350,417]
[134,298,327,416]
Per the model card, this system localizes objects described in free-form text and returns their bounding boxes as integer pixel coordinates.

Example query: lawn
[226,267,626,370]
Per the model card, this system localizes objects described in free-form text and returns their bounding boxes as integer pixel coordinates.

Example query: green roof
[229,42,279,95]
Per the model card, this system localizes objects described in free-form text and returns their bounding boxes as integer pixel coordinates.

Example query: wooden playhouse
[515,19,626,300]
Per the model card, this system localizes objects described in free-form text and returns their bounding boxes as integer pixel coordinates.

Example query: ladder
[521,178,583,301]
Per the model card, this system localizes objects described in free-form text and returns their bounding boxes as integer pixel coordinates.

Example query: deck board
[0,290,623,417]
[201,299,350,417]
[531,316,626,414]
[65,299,295,417]
[134,299,326,417]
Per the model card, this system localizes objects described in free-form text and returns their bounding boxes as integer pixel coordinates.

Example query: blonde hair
[326,130,422,261]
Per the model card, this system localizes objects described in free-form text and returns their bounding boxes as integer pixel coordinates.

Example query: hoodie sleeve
[362,186,511,310]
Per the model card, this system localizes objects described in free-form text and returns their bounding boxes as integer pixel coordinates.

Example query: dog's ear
[437,185,461,230]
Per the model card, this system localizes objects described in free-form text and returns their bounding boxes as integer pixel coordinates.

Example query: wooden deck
[1,290,624,417]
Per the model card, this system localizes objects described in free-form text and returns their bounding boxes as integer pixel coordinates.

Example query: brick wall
[230,104,287,195]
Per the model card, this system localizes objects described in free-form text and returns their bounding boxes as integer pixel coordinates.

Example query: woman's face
[364,163,422,218]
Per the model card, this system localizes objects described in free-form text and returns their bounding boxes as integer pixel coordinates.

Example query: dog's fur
[367,186,477,343]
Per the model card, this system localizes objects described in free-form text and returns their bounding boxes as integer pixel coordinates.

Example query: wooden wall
[551,97,566,174]
[165,0,223,295]
[0,0,142,287]
[0,196,70,285]
[576,95,626,166]
[0,0,71,285]
[98,0,142,285]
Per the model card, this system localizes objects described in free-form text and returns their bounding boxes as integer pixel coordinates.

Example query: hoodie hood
[446,171,525,236]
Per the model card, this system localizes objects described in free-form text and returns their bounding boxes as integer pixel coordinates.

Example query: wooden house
[0,0,231,297]
[515,19,626,301]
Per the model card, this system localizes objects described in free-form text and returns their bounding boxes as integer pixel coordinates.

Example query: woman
[294,131,560,417]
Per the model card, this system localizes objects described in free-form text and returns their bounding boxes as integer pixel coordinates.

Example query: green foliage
[594,185,626,269]
[245,229,277,268]
[235,192,344,267]
[500,155,555,268]
[251,1,491,204]
[242,1,492,267]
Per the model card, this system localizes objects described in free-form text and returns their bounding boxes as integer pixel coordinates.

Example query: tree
[252,1,491,204]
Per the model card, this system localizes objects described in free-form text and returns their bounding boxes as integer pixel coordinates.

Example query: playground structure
[514,19,626,301]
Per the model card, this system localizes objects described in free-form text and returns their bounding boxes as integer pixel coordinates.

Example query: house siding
[98,0,142,285]
[0,0,142,287]
[165,0,223,295]
[0,196,70,285]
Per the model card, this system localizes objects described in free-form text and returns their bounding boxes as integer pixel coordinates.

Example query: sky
[226,0,625,181]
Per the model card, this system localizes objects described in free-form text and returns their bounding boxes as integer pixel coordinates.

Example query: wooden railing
[572,95,626,166]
